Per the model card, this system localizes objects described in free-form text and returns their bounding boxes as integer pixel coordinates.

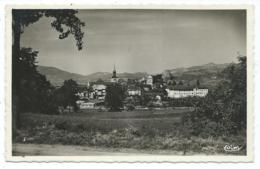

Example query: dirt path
[13,143,185,156]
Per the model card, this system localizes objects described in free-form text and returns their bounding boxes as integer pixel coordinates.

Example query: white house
[127,86,141,96]
[165,88,208,98]
[82,102,95,109]
[146,75,153,86]
[76,100,105,109]
[128,89,141,96]
[92,84,106,100]
[128,90,141,96]
[76,90,93,99]
[76,101,95,109]
[92,84,106,91]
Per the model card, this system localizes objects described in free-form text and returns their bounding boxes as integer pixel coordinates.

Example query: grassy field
[19,107,191,134]
[14,107,246,155]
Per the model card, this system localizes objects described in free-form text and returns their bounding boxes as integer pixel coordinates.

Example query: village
[75,65,208,111]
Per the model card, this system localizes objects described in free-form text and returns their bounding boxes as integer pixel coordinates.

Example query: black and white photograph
[5,5,253,161]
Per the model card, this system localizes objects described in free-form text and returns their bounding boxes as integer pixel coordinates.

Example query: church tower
[112,64,117,78]
[111,64,118,83]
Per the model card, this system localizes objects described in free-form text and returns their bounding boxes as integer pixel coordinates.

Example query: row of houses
[76,99,105,109]
[76,83,107,100]
[127,86,208,98]
[165,88,208,98]
[75,66,209,109]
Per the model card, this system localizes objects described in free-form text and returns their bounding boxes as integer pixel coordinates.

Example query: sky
[20,9,246,75]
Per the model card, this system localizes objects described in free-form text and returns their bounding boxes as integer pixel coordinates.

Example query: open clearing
[19,107,193,134]
[13,107,245,156]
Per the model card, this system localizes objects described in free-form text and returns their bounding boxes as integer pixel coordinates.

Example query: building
[146,75,153,86]
[75,85,93,100]
[75,91,89,99]
[110,64,119,83]
[76,100,105,109]
[127,86,141,96]
[92,84,107,100]
[165,88,208,98]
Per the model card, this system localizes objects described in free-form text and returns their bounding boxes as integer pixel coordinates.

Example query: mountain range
[162,63,230,88]
[37,62,230,87]
[37,66,148,86]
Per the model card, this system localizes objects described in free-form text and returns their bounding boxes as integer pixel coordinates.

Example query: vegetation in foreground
[14,109,246,155]
[182,56,247,137]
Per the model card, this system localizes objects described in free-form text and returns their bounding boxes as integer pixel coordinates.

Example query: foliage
[12,9,85,50]
[15,111,246,155]
[15,48,57,114]
[182,56,247,137]
[152,74,163,83]
[18,108,191,133]
[53,79,79,112]
[105,84,125,111]
[140,94,152,106]
[172,80,177,86]
[178,81,184,85]
[166,97,203,107]
[12,9,85,131]
[196,79,200,87]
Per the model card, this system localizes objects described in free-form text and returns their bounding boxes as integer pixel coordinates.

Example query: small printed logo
[224,144,242,152]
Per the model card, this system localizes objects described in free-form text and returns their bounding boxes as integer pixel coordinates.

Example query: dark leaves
[183,56,247,136]
[53,79,79,111]
[105,84,126,111]
[14,48,56,114]
[44,10,85,50]
[13,9,85,50]
[59,30,70,39]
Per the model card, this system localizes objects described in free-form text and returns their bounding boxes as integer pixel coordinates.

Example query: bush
[55,121,71,130]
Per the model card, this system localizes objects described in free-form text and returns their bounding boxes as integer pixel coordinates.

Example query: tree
[54,79,79,112]
[15,48,57,113]
[12,9,85,134]
[140,93,152,106]
[223,56,247,129]
[178,80,183,85]
[196,79,200,87]
[172,80,177,86]
[183,56,247,136]
[166,70,175,80]
[12,10,84,52]
[152,74,163,83]
[105,84,125,111]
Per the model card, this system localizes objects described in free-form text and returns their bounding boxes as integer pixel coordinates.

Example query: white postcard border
[4,4,254,162]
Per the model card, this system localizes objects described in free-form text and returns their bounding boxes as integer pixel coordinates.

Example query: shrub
[55,121,71,130]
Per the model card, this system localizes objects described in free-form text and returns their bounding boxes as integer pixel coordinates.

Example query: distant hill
[37,66,86,86]
[84,72,148,82]
[164,63,229,75]
[37,66,148,86]
[163,63,230,88]
[37,63,230,88]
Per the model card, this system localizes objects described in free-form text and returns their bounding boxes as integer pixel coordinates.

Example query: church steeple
[112,64,117,78]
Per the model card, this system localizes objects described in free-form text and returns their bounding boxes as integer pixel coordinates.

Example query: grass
[19,108,188,134]
[14,107,246,155]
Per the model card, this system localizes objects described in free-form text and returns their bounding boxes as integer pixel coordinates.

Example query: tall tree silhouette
[12,9,85,135]
[54,79,79,112]
[105,84,125,111]
[196,79,200,87]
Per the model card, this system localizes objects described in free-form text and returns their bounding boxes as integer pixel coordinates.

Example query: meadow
[14,107,246,155]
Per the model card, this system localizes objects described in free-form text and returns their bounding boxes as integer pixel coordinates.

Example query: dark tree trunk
[12,14,21,139]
